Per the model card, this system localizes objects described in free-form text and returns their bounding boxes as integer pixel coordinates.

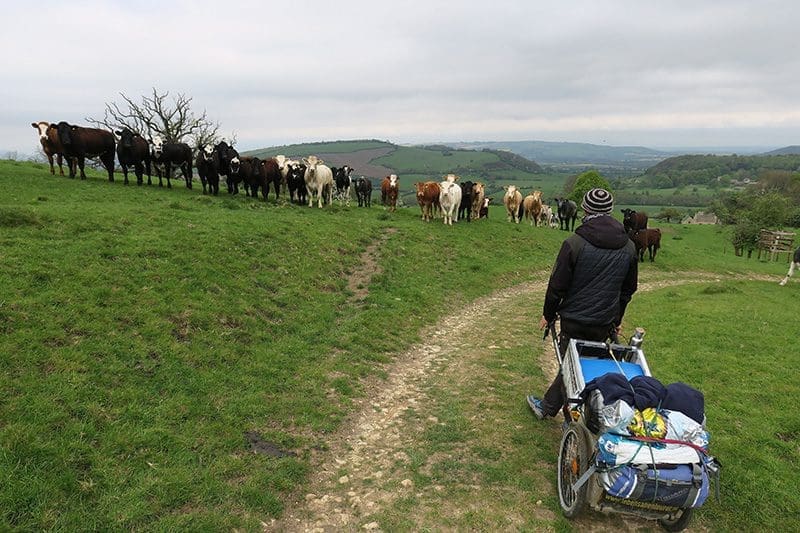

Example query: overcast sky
[4,0,799,156]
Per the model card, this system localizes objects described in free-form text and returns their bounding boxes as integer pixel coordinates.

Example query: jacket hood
[575,214,630,249]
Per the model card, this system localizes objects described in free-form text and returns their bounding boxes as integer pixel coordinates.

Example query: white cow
[439,180,462,225]
[541,205,557,228]
[503,185,523,223]
[303,155,334,208]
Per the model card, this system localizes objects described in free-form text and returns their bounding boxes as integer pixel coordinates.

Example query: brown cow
[53,121,115,181]
[471,182,485,220]
[257,157,282,201]
[415,181,440,221]
[522,190,544,227]
[622,209,648,233]
[503,185,523,223]
[31,121,67,176]
[381,174,399,212]
[629,227,661,262]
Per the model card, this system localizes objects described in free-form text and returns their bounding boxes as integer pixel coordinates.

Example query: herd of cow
[31,120,375,208]
[31,120,661,261]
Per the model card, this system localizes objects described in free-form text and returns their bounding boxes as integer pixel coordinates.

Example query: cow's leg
[780,261,797,285]
[46,153,55,175]
[134,162,144,185]
[166,162,172,188]
[185,161,192,189]
[77,157,87,179]
[121,164,129,185]
[102,152,115,182]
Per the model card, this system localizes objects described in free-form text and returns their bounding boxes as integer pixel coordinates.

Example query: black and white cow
[287,162,307,205]
[331,165,354,206]
[195,144,220,195]
[150,134,193,189]
[213,140,240,194]
[780,248,800,286]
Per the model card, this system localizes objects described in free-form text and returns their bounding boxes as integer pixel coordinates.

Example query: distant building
[682,212,719,225]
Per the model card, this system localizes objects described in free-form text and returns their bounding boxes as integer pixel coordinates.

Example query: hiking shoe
[526,395,546,419]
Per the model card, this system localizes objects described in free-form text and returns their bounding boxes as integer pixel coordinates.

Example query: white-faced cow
[196,144,221,195]
[439,180,462,225]
[31,121,66,176]
[355,176,372,207]
[53,121,115,181]
[115,128,151,186]
[503,185,523,223]
[381,174,399,212]
[287,162,307,205]
[479,197,492,219]
[303,155,334,208]
[149,134,193,189]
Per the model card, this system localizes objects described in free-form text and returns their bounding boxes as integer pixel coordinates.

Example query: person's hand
[539,316,549,330]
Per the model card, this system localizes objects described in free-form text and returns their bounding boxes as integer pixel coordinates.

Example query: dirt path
[268,271,763,532]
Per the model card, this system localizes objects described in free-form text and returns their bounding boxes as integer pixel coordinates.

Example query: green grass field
[1,159,797,531]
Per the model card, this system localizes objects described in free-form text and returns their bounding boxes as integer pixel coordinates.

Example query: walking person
[527,188,639,420]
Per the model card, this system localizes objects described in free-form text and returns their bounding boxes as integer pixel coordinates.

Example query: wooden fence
[757,230,795,261]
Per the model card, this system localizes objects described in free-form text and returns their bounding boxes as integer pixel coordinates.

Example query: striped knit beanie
[581,188,613,214]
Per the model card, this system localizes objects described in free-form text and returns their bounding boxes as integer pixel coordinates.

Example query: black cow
[354,176,372,207]
[115,128,151,186]
[556,198,578,231]
[622,208,649,233]
[53,121,115,181]
[214,141,241,194]
[458,180,474,221]
[331,165,354,205]
[287,163,307,205]
[238,156,262,198]
[195,144,220,195]
[150,135,193,188]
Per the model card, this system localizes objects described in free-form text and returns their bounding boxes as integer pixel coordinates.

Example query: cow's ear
[31,122,37,128]
[115,130,122,136]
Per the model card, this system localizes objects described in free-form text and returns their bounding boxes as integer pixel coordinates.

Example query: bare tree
[87,88,226,148]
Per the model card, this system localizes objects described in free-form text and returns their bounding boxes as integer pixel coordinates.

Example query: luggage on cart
[543,324,721,531]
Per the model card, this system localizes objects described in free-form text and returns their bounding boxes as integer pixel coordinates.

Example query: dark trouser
[540,319,613,417]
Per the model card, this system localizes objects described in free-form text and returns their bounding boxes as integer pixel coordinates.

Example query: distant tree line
[640,153,800,189]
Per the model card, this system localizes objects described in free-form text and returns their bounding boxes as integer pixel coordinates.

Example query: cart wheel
[659,508,693,532]
[557,422,591,518]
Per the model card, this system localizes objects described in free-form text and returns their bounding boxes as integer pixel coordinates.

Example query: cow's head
[150,134,165,157]
[116,128,137,148]
[444,174,458,183]
[303,155,321,169]
[389,174,398,187]
[31,121,50,140]
[274,154,287,170]
[230,156,240,174]
[505,185,517,196]
[54,121,75,145]
[202,144,215,161]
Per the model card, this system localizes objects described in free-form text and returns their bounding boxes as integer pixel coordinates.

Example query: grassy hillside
[3,160,796,531]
